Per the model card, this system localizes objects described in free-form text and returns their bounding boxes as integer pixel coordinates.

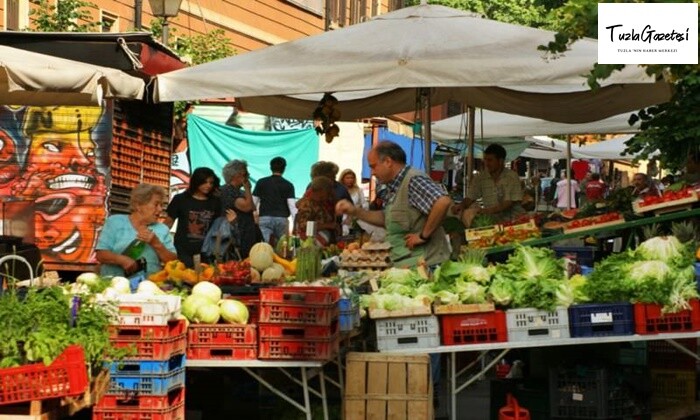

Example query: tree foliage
[405,0,557,28]
[30,0,99,32]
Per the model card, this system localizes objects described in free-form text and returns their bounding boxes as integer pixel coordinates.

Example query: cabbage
[488,276,515,307]
[629,260,671,283]
[111,276,131,294]
[219,299,249,324]
[182,295,211,321]
[556,282,575,308]
[379,268,422,285]
[194,302,221,323]
[462,265,492,284]
[637,236,684,263]
[455,280,487,304]
[77,272,100,286]
[137,280,163,295]
[191,281,222,304]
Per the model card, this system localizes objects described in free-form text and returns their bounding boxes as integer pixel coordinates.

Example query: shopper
[295,176,338,246]
[338,168,366,235]
[555,173,580,209]
[584,173,607,203]
[630,173,660,199]
[253,157,296,245]
[96,184,177,277]
[220,159,261,259]
[164,167,222,268]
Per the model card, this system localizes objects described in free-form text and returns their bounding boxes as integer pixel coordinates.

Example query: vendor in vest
[335,141,452,268]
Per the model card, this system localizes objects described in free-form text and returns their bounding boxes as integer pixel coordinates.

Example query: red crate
[0,345,88,405]
[187,324,257,346]
[113,334,186,360]
[648,339,698,369]
[634,299,700,335]
[186,345,257,360]
[259,303,338,326]
[92,401,185,420]
[109,320,187,340]
[258,322,338,340]
[440,310,507,345]
[260,286,340,305]
[230,295,259,322]
[96,387,185,410]
[258,336,338,360]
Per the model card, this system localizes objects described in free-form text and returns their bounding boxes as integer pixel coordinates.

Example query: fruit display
[148,260,216,284]
[564,212,625,233]
[339,241,392,270]
[467,218,540,248]
[634,187,698,213]
[214,260,252,285]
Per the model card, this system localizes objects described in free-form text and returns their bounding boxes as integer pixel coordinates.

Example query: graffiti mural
[269,117,314,132]
[0,104,111,265]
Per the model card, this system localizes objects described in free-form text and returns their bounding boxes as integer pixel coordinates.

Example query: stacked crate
[647,338,698,410]
[187,323,258,360]
[93,296,186,420]
[258,286,340,360]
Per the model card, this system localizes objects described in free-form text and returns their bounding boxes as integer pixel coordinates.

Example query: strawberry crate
[112,333,186,361]
[650,368,697,410]
[375,315,440,351]
[105,354,186,376]
[258,336,338,360]
[93,401,185,420]
[0,345,88,405]
[506,307,570,341]
[634,299,700,334]
[107,368,185,396]
[96,386,185,410]
[259,302,338,326]
[260,286,340,305]
[109,320,187,341]
[440,310,507,345]
[186,323,257,346]
[648,339,698,370]
[186,345,257,360]
[258,323,338,340]
[568,303,634,338]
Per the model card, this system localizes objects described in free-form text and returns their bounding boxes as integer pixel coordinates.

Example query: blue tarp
[361,128,439,179]
[187,114,319,196]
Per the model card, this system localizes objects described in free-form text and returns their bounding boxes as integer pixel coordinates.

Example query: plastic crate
[648,338,698,369]
[230,295,259,322]
[260,286,340,305]
[259,302,338,326]
[375,315,440,351]
[109,320,187,341]
[106,354,186,376]
[186,323,257,346]
[186,345,257,360]
[553,246,595,267]
[258,336,338,360]
[506,307,570,341]
[107,368,185,396]
[112,333,187,360]
[617,342,647,366]
[634,299,700,334]
[650,368,697,410]
[440,310,507,345]
[96,386,185,410]
[568,303,634,338]
[258,323,337,340]
[549,366,639,419]
[100,294,182,326]
[0,345,88,405]
[93,401,185,420]
[339,309,361,332]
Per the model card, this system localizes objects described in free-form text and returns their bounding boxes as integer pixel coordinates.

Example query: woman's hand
[225,209,237,223]
[120,255,138,274]
[136,228,156,245]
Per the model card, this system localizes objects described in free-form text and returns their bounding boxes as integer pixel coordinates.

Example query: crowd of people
[92,141,700,279]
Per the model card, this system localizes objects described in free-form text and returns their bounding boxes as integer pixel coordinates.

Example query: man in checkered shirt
[335,140,452,269]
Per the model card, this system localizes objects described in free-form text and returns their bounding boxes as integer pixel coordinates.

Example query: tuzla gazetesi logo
[598,3,698,65]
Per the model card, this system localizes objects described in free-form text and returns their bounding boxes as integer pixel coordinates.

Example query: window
[100,10,118,33]
[5,0,28,30]
[286,0,323,15]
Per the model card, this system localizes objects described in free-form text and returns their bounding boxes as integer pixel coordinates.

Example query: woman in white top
[339,169,367,236]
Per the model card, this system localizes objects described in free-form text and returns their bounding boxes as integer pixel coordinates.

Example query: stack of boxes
[93,295,186,420]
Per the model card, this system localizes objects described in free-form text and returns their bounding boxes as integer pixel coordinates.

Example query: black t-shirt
[220,184,259,259]
[253,175,296,217]
[166,192,221,256]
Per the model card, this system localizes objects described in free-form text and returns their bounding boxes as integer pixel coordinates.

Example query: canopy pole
[567,136,572,210]
[423,89,432,172]
[465,106,476,194]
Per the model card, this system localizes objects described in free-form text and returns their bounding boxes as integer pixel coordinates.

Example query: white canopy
[154,4,669,123]
[432,109,639,141]
[0,45,145,105]
[574,135,655,160]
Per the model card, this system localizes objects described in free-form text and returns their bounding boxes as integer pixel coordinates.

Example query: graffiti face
[0,128,18,187]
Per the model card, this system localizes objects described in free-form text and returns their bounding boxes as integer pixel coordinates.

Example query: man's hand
[335,199,356,216]
[404,232,426,250]
[451,203,463,215]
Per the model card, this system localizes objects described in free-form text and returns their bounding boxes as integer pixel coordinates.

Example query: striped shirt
[386,166,447,215]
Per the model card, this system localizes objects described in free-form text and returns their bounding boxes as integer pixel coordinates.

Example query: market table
[485,207,700,255]
[186,359,334,420]
[384,331,700,420]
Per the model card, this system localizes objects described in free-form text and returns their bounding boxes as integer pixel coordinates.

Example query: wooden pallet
[62,369,110,416]
[344,352,433,420]
[563,218,626,234]
[633,192,699,215]
[433,303,495,315]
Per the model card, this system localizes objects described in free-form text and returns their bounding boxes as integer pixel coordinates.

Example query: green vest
[385,168,450,268]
